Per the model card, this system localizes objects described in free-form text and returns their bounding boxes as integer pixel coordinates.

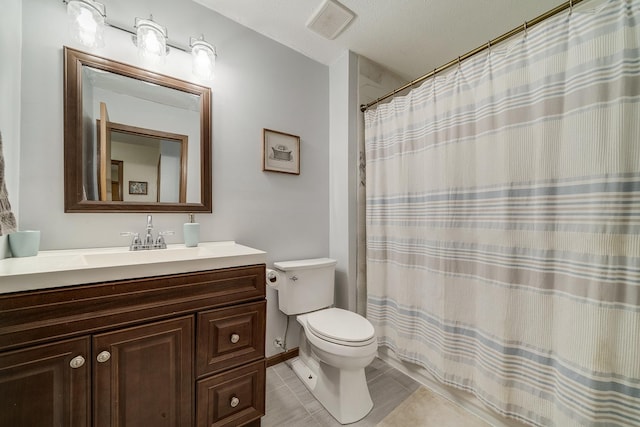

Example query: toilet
[268,258,378,424]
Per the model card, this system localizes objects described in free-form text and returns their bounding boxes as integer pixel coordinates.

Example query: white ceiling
[193,0,565,82]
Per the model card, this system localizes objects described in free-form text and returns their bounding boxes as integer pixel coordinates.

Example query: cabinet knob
[69,355,85,369]
[230,396,240,408]
[97,351,111,363]
[230,333,240,344]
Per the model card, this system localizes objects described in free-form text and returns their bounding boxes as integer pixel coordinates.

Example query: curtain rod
[360,0,585,112]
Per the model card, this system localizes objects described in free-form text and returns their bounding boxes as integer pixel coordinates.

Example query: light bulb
[135,17,168,63]
[67,0,105,48]
[190,38,216,80]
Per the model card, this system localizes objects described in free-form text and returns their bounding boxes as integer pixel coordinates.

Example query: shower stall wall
[364,1,640,426]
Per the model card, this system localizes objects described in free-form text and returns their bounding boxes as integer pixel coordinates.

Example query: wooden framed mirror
[63,47,211,212]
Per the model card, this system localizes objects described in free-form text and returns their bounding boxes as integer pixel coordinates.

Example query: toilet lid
[306,308,375,344]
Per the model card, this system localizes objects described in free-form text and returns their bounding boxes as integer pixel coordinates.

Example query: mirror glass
[64,47,212,212]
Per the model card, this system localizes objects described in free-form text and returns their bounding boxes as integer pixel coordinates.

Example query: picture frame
[262,128,300,175]
[128,180,148,195]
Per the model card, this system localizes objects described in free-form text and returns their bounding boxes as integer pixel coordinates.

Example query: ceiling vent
[306,0,355,40]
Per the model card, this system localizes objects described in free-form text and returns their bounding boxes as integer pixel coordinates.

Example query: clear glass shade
[135,18,168,62]
[190,39,216,80]
[67,0,106,48]
[65,4,217,79]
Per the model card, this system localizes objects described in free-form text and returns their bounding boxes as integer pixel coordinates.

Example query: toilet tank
[273,258,337,315]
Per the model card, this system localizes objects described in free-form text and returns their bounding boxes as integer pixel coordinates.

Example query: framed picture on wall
[128,181,148,195]
[262,128,300,175]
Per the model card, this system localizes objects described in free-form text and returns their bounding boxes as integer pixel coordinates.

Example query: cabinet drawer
[0,265,265,352]
[197,301,265,377]
[196,359,265,427]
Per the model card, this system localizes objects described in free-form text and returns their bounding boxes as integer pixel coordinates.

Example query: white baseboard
[377,347,526,427]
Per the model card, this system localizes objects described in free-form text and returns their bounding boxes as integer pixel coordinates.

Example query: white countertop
[0,241,266,294]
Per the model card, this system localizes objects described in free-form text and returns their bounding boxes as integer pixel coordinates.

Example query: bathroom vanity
[0,242,266,427]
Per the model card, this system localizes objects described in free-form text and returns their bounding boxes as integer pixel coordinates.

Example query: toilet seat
[306,308,375,347]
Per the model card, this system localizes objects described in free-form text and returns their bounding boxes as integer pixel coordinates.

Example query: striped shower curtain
[364,1,640,426]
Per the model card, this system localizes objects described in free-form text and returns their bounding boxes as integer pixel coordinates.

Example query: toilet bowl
[293,308,377,424]
[267,259,378,424]
[300,308,377,369]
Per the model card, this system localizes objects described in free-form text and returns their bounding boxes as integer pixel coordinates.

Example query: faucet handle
[120,232,141,248]
[155,231,174,248]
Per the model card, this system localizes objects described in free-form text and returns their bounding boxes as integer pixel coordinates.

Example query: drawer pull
[69,355,85,369]
[97,351,111,363]
[230,396,240,408]
[230,333,240,344]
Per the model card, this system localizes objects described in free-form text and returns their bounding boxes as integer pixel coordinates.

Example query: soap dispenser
[183,213,200,247]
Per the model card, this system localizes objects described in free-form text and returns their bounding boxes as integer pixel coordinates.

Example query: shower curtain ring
[487,40,492,52]
[569,0,573,14]
[458,56,461,69]
[523,21,528,36]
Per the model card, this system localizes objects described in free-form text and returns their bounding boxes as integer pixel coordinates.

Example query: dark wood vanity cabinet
[0,337,91,426]
[0,264,266,427]
[93,316,194,427]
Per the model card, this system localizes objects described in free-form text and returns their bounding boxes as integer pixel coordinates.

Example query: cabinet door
[0,337,90,427]
[93,316,193,427]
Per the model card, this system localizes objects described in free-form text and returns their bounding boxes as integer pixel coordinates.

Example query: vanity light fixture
[133,16,168,62]
[65,0,106,48]
[62,1,218,81]
[189,36,216,81]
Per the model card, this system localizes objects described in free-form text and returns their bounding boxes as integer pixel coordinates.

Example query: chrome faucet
[121,215,173,251]
[144,215,154,246]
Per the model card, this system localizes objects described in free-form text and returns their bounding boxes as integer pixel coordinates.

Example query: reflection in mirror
[97,118,188,203]
[64,47,212,212]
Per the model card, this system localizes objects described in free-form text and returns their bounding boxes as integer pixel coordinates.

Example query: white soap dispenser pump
[183,213,200,247]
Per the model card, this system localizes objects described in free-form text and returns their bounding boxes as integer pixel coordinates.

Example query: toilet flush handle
[290,275,298,282]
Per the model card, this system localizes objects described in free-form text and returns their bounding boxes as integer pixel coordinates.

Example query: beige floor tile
[365,356,393,381]
[263,378,315,426]
[266,366,285,393]
[376,387,491,427]
[273,360,298,381]
[283,366,326,415]
[365,373,416,424]
[386,367,421,393]
[265,358,490,427]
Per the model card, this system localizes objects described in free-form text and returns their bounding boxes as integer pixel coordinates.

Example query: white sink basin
[82,247,201,266]
[81,242,243,267]
[0,241,266,294]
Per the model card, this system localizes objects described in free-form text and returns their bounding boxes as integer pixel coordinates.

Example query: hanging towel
[0,131,17,235]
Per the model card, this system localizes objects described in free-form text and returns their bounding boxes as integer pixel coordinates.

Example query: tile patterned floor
[377,386,491,427]
[262,357,421,427]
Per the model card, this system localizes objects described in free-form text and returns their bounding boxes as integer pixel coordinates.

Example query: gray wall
[329,51,359,312]
[12,0,331,357]
[0,0,22,257]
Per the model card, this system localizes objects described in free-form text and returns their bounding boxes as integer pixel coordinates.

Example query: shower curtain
[364,1,640,426]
